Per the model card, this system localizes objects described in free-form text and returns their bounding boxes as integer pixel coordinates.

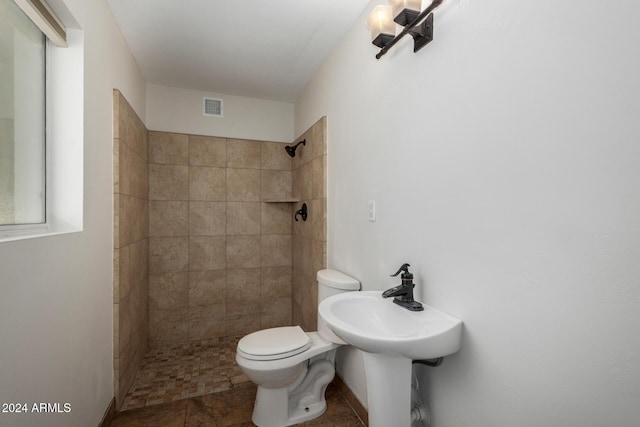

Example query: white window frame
[0,1,83,243]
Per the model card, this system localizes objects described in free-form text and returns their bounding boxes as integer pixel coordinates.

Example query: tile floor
[115,335,365,426]
[110,381,364,427]
[122,336,247,410]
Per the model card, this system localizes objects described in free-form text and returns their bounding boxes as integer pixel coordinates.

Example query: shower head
[285,145,296,157]
[285,139,306,157]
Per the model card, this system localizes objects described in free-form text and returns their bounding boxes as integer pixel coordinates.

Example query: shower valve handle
[295,203,308,222]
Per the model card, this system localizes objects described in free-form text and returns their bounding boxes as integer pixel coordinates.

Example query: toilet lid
[237,326,311,361]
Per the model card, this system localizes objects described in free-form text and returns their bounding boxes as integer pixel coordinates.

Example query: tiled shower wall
[113,90,150,408]
[292,117,328,331]
[148,132,294,345]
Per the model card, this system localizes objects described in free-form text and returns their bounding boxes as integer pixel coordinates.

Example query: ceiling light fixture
[366,0,445,59]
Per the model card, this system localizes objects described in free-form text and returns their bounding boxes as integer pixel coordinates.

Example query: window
[0,0,46,227]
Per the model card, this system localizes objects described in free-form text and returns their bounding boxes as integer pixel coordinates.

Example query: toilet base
[251,355,336,427]
[252,386,328,427]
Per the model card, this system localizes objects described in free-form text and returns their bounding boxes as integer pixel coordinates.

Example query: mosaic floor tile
[122,335,249,411]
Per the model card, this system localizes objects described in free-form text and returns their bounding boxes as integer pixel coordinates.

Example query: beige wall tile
[295,164,312,201]
[149,272,189,310]
[190,166,227,201]
[113,302,120,357]
[189,305,230,341]
[119,141,148,199]
[311,240,327,280]
[190,135,226,167]
[311,155,326,199]
[149,237,189,274]
[113,90,121,138]
[149,131,188,165]
[291,137,313,169]
[261,141,291,171]
[227,139,260,169]
[118,94,148,161]
[227,202,260,235]
[297,272,318,331]
[119,195,148,247]
[141,126,149,163]
[149,164,189,200]
[227,168,260,201]
[149,308,189,345]
[291,168,301,201]
[113,139,120,193]
[118,341,137,396]
[122,337,144,386]
[116,121,332,348]
[113,249,120,303]
[189,305,226,321]
[137,239,150,286]
[189,270,226,306]
[291,117,326,170]
[227,235,261,269]
[119,295,133,361]
[292,271,314,331]
[292,235,312,276]
[261,235,292,267]
[120,240,149,301]
[226,268,261,312]
[149,200,188,237]
[116,92,131,144]
[224,313,261,336]
[113,91,149,410]
[261,202,291,235]
[113,194,120,248]
[189,201,226,236]
[135,278,149,333]
[189,236,227,271]
[292,302,303,330]
[310,117,327,159]
[261,170,291,200]
[260,297,292,329]
[261,266,292,298]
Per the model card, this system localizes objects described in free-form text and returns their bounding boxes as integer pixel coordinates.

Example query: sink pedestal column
[362,352,412,427]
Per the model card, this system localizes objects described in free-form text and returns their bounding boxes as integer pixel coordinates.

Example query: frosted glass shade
[366,5,395,47]
[388,0,422,25]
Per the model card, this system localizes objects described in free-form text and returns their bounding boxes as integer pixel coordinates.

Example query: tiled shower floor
[122,335,249,411]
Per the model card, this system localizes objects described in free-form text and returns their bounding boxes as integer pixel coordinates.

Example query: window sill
[0,225,80,243]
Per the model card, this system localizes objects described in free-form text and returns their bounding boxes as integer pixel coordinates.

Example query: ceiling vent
[203,97,223,117]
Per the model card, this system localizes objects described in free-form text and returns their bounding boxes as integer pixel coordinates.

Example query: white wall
[146,83,294,142]
[0,0,145,426]
[296,0,640,425]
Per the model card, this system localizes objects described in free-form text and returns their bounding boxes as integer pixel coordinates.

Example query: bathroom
[1,0,640,426]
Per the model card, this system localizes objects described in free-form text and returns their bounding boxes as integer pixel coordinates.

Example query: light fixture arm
[376,0,444,59]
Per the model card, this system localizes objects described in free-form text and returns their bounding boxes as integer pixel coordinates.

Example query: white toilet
[235,269,360,427]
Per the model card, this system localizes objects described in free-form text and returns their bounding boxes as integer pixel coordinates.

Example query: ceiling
[107,0,370,103]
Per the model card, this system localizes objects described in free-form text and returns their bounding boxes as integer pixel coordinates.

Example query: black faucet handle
[390,263,411,277]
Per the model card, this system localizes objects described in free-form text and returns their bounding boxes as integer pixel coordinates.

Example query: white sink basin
[319,291,462,360]
[318,291,463,427]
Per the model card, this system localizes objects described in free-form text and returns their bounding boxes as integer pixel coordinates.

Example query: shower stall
[113,89,327,409]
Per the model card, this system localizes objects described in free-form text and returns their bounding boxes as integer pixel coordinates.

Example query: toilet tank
[317,269,360,343]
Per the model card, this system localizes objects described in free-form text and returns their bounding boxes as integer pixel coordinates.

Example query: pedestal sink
[318,291,462,427]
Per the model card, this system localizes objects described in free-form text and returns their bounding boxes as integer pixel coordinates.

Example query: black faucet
[382,263,424,311]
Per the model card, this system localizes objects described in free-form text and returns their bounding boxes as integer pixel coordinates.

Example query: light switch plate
[368,200,376,222]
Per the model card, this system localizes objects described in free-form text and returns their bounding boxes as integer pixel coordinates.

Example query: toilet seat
[237,326,312,361]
